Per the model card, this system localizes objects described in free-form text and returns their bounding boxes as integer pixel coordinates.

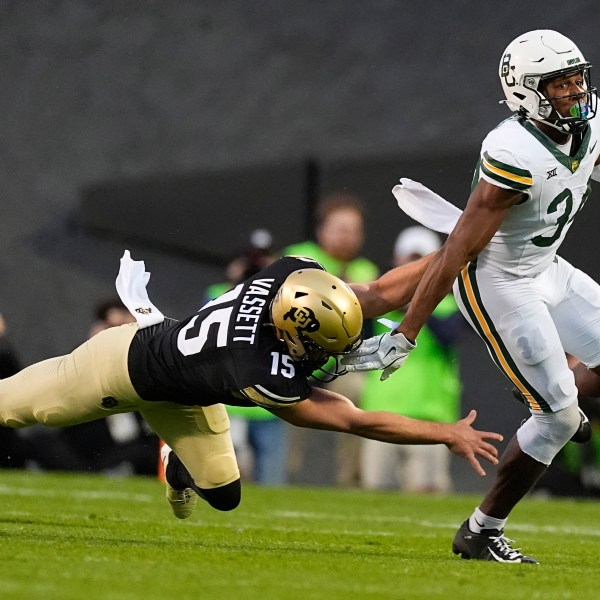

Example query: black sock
[165,451,194,490]
[165,451,241,511]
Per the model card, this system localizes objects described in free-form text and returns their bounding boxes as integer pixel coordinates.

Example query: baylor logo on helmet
[283,306,320,333]
[500,53,516,87]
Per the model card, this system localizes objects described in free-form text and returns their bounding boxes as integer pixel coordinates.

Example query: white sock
[468,507,507,533]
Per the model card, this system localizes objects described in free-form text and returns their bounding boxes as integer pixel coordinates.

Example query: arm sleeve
[478,131,533,192]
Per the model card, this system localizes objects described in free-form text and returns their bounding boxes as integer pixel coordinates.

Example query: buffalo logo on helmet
[283,306,320,333]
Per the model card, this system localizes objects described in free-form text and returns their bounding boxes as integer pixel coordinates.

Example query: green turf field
[0,469,599,599]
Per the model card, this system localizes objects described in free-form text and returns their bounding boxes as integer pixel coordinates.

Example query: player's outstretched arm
[349,252,436,319]
[344,181,525,381]
[273,388,503,477]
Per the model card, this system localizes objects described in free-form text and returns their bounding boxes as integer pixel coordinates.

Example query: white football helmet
[499,30,597,133]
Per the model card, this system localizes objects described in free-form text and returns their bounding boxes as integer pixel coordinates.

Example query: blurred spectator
[282,192,379,486]
[205,229,290,486]
[89,296,137,337]
[360,226,465,493]
[204,229,275,300]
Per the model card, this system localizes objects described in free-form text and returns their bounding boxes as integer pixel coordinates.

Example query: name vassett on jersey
[232,278,275,343]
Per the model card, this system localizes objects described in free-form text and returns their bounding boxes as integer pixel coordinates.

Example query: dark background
[1,0,599,491]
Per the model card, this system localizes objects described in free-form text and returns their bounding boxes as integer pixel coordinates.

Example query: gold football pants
[0,322,239,489]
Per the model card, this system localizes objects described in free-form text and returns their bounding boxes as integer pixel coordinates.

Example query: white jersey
[475,111,600,277]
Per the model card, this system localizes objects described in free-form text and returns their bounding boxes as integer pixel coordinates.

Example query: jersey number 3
[532,182,591,248]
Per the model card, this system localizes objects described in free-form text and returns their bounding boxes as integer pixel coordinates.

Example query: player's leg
[140,402,240,516]
[403,445,451,493]
[553,263,600,394]
[451,262,581,562]
[247,418,288,485]
[360,438,398,490]
[325,371,366,486]
[229,417,253,480]
[0,322,140,429]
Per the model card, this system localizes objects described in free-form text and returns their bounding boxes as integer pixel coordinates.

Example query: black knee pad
[195,479,241,512]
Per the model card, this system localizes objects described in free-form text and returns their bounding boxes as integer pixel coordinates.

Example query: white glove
[341,332,416,381]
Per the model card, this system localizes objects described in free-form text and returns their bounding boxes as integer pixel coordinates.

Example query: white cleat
[160,444,197,520]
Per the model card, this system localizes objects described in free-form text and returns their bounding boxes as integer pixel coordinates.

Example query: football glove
[341,332,416,381]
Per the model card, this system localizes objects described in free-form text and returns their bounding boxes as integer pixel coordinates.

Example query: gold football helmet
[271,268,363,369]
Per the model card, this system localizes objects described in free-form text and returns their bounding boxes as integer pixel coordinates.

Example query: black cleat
[572,408,592,443]
[512,389,592,444]
[452,520,538,564]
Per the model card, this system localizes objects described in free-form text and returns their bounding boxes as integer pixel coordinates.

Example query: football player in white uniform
[344,30,600,563]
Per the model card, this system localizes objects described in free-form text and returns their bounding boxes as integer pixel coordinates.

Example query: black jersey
[127,256,323,409]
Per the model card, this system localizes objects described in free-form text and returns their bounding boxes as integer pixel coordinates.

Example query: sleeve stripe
[254,384,301,403]
[240,385,302,409]
[482,152,533,190]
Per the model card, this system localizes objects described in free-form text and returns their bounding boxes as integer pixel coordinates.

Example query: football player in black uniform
[0,255,502,518]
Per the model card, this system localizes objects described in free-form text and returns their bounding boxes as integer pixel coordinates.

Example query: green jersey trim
[481,152,533,191]
[520,119,591,173]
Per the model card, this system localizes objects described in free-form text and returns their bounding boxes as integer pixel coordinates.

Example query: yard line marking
[2,483,599,539]
[269,510,600,538]
[0,484,153,502]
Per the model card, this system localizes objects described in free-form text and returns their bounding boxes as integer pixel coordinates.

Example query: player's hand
[445,409,503,477]
[341,332,416,380]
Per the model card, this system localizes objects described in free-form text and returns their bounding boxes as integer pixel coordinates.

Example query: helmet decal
[283,306,321,333]
[500,53,517,88]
